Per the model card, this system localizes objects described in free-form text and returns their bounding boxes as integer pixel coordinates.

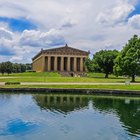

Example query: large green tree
[114,35,140,82]
[92,50,119,78]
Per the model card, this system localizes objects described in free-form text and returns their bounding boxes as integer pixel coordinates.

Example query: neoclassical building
[32,44,89,74]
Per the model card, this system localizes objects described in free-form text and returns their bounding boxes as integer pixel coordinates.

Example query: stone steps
[59,71,85,77]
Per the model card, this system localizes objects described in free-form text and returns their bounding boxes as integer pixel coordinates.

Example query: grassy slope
[0,72,140,91]
[0,72,136,83]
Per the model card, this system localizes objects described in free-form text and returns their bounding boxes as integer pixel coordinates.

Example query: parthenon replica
[32,44,89,75]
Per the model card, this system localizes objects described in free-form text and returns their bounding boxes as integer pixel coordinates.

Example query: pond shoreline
[0,88,140,96]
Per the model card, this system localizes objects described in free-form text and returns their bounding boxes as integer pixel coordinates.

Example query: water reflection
[92,97,140,136]
[33,94,140,137]
[33,94,89,114]
[0,93,140,140]
[0,119,37,136]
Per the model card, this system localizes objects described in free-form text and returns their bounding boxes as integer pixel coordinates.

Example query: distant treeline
[0,61,32,75]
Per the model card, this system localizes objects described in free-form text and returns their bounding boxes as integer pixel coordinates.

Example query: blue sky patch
[0,119,38,136]
[0,17,37,32]
[128,2,140,18]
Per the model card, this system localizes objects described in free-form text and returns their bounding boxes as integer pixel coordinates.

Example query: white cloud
[10,55,23,62]
[61,18,78,28]
[97,1,134,25]
[0,0,140,63]
[0,27,66,63]
[0,28,13,40]
[128,14,140,29]
[20,29,65,47]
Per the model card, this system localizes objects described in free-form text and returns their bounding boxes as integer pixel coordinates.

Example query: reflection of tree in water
[33,94,140,136]
[92,97,140,136]
[33,94,89,114]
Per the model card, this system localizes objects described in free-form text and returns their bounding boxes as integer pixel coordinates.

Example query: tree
[25,63,32,71]
[114,35,140,82]
[92,50,119,78]
[20,64,26,72]
[0,61,32,75]
[84,57,94,72]
[12,63,21,73]
[5,61,13,75]
[0,62,6,75]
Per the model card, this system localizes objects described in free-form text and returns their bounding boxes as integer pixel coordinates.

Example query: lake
[0,93,140,140]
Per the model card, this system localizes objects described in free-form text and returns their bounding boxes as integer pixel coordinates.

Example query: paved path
[14,82,140,85]
[0,82,140,86]
[0,82,5,85]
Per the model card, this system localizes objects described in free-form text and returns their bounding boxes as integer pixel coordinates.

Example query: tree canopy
[114,35,140,82]
[84,57,94,72]
[0,62,32,75]
[92,50,119,78]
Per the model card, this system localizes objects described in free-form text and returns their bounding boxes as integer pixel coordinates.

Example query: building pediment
[32,44,89,60]
[43,44,89,55]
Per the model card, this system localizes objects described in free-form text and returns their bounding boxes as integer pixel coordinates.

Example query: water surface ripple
[0,93,140,140]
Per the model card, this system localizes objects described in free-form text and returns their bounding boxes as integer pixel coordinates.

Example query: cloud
[20,29,65,47]
[97,1,134,25]
[128,14,140,29]
[0,40,15,56]
[0,28,16,56]
[0,27,66,62]
[61,18,77,28]
[0,0,140,63]
[0,28,13,40]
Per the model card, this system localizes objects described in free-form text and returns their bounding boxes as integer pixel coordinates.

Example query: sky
[0,0,140,63]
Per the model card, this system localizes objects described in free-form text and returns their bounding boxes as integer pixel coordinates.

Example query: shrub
[5,82,20,85]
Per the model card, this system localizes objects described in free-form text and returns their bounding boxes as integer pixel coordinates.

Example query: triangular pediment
[43,44,89,55]
[32,44,89,60]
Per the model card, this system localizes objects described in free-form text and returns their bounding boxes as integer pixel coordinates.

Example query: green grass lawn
[0,84,140,91]
[0,72,137,83]
[0,72,140,92]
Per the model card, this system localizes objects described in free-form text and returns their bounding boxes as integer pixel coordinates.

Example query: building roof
[32,44,89,60]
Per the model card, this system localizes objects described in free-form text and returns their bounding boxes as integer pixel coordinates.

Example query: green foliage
[84,57,94,72]
[92,50,119,78]
[5,61,13,75]
[0,62,6,75]
[114,35,140,82]
[5,82,20,85]
[0,62,32,75]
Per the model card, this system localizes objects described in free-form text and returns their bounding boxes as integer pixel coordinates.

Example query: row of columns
[43,56,85,72]
[44,96,85,104]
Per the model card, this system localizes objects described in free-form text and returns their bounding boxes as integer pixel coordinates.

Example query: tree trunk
[105,73,109,78]
[131,74,135,82]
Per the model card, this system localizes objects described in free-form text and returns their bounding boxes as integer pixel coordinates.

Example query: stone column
[42,56,45,72]
[80,57,83,72]
[74,57,77,72]
[67,57,70,71]
[48,56,51,71]
[54,56,57,71]
[61,57,64,71]
[83,58,86,72]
